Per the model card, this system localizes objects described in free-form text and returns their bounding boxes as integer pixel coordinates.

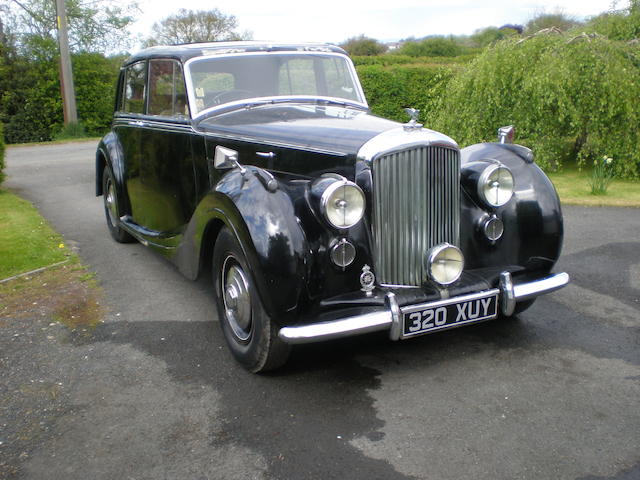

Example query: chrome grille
[372,146,460,286]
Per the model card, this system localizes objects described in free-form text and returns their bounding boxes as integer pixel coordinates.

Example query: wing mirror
[214,146,246,174]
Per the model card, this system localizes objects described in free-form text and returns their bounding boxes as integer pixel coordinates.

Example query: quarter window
[123,61,146,114]
[148,60,189,118]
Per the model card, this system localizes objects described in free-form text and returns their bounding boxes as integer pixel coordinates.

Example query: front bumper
[278,271,569,345]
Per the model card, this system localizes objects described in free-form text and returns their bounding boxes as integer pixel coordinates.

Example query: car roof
[124,41,348,66]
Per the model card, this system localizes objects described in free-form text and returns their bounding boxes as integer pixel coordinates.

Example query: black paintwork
[96,43,564,328]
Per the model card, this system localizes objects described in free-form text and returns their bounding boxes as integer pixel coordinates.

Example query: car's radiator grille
[372,146,460,286]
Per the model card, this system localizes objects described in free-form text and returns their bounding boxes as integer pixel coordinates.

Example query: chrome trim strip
[386,292,402,341]
[278,311,392,344]
[512,272,570,301]
[278,272,569,344]
[499,272,516,316]
[357,127,458,163]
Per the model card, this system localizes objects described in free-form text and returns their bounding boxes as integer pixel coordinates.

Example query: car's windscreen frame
[183,51,369,120]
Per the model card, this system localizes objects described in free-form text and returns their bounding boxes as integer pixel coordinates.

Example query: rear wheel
[212,227,290,372]
[102,167,134,243]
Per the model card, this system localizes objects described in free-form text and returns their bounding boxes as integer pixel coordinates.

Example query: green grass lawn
[547,165,640,207]
[0,189,69,279]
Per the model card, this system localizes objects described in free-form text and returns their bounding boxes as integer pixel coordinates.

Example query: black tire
[102,167,135,243]
[212,227,290,372]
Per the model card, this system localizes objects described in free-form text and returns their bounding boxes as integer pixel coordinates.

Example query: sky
[130,0,624,46]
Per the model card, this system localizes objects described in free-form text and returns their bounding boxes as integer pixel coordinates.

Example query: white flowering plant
[589,156,615,195]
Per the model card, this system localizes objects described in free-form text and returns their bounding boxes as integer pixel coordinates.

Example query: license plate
[402,291,499,338]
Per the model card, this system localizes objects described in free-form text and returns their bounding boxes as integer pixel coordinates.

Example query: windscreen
[186,53,364,114]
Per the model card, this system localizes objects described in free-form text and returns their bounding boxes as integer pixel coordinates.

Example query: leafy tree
[340,35,387,56]
[144,8,251,46]
[470,26,522,47]
[525,10,582,33]
[585,0,640,40]
[432,34,640,178]
[3,0,139,56]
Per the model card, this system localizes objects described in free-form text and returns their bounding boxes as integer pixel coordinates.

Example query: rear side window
[148,60,189,118]
[123,62,147,114]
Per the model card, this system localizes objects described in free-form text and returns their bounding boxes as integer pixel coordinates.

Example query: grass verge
[0,188,104,330]
[547,166,640,207]
[0,189,69,279]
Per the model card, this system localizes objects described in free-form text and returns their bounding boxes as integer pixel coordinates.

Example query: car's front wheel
[102,167,134,243]
[212,227,290,372]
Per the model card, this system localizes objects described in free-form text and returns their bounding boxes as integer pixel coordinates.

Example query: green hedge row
[2,52,122,144]
[356,64,456,124]
[431,35,640,178]
[0,122,5,185]
[352,54,477,66]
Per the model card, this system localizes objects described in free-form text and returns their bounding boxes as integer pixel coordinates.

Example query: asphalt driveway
[2,141,639,480]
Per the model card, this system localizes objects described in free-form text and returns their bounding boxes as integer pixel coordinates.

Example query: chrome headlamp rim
[477,163,514,208]
[320,179,365,229]
[426,243,465,287]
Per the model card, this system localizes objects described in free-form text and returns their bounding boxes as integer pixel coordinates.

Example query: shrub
[357,64,455,123]
[1,52,121,144]
[585,1,640,41]
[340,35,387,56]
[432,34,640,178]
[53,121,87,140]
[398,37,465,57]
[0,122,5,185]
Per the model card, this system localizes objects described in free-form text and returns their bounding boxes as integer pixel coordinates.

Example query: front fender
[177,168,309,321]
[460,143,564,274]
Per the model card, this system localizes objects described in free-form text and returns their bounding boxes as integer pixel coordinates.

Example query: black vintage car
[96,41,569,372]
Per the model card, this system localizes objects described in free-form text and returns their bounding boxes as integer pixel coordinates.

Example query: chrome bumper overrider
[278,271,570,345]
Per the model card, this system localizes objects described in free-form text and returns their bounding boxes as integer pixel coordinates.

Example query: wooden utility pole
[55,0,77,124]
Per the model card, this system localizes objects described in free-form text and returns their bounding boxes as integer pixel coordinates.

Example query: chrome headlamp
[426,243,464,286]
[320,179,365,229]
[478,164,514,208]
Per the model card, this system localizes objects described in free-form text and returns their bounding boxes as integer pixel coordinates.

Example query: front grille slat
[372,146,460,286]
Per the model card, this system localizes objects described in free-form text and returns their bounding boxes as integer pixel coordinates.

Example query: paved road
[3,141,639,480]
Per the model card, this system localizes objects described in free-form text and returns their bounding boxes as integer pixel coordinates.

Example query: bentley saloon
[96,42,569,372]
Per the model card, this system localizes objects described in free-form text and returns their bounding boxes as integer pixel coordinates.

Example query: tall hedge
[0,122,5,185]
[357,64,456,124]
[431,35,640,178]
[1,52,122,144]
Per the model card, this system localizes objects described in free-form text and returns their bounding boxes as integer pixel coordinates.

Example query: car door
[114,60,147,224]
[136,59,196,235]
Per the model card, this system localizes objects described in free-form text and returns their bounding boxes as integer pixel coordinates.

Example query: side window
[148,60,190,118]
[123,61,147,114]
[278,59,317,95]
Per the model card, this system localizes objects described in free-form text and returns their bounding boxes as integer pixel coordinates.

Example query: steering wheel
[210,90,253,105]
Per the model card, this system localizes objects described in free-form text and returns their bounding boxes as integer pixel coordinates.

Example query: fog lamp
[330,238,356,268]
[481,215,504,242]
[426,244,464,286]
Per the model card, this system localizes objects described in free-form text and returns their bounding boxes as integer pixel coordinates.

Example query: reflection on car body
[96,42,569,372]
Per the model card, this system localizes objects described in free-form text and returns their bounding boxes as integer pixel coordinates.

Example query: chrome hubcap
[221,257,252,342]
[105,181,118,226]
